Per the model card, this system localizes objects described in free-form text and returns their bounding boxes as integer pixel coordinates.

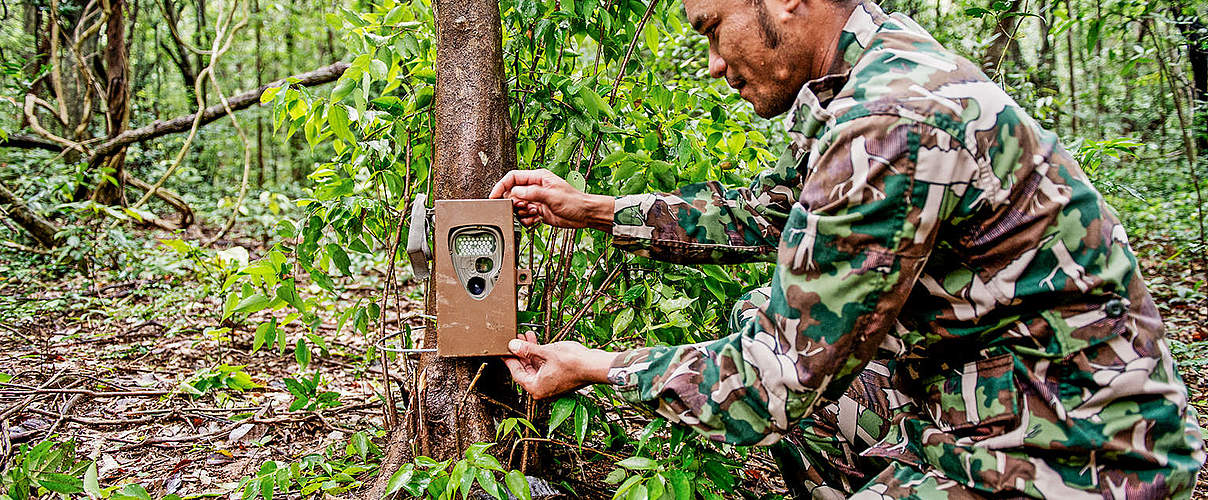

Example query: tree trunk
[372,0,518,494]
[420,0,518,456]
[1171,4,1207,155]
[254,0,265,188]
[1064,0,1078,136]
[981,0,1022,78]
[92,0,132,205]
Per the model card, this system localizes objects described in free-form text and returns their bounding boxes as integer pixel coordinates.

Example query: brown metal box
[433,199,516,357]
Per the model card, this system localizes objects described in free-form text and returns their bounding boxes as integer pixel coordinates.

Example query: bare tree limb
[88,61,348,160]
[0,134,64,151]
[3,62,348,156]
[0,179,61,248]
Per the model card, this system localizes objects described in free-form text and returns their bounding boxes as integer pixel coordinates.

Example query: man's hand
[503,330,617,399]
[489,169,613,231]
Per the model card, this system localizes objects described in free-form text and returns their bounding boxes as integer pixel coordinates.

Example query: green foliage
[229,432,383,498]
[383,442,532,500]
[283,370,342,411]
[0,440,90,500]
[181,363,262,398]
[603,420,749,500]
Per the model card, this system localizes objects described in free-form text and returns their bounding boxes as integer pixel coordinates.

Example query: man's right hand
[489,169,614,232]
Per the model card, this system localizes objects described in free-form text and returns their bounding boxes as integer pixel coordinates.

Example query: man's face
[684,0,813,118]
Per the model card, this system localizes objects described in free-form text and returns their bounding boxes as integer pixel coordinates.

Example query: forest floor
[0,227,1204,498]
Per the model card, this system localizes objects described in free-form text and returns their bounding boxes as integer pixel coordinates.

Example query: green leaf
[414,86,434,108]
[112,484,153,500]
[384,4,407,24]
[505,470,531,500]
[326,243,352,276]
[573,403,588,445]
[260,85,283,104]
[328,104,356,145]
[616,456,657,471]
[612,475,643,500]
[276,280,305,313]
[598,150,628,167]
[369,59,389,80]
[233,293,272,314]
[331,78,357,103]
[37,473,83,494]
[471,453,503,472]
[566,170,587,191]
[604,468,628,485]
[1085,18,1103,54]
[295,337,311,368]
[347,432,369,460]
[577,85,616,119]
[476,468,502,499]
[384,465,415,496]
[646,474,665,500]
[83,462,100,499]
[548,397,575,436]
[636,418,665,454]
[667,471,691,499]
[371,96,407,116]
[612,307,634,333]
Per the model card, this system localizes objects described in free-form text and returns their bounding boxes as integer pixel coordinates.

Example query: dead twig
[551,264,624,343]
[41,393,84,439]
[0,388,169,398]
[0,369,67,421]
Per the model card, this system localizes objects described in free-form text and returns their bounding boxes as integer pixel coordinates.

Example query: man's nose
[708,50,727,79]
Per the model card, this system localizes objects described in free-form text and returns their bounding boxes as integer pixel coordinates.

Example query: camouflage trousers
[767,360,989,500]
[731,287,982,499]
[731,287,1204,499]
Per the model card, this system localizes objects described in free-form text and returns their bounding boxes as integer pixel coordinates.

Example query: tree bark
[1064,0,1078,136]
[1171,4,1207,155]
[981,0,1023,78]
[92,0,132,205]
[0,180,61,248]
[372,0,518,495]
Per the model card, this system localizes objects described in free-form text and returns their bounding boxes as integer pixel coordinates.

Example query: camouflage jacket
[605,1,1205,496]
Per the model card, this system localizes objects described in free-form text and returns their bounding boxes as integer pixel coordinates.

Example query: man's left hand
[504,331,617,399]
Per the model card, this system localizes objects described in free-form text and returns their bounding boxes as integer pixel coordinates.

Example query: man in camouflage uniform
[490,0,1207,496]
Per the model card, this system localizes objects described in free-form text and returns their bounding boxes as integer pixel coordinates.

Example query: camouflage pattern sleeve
[610,146,806,264]
[607,116,979,445]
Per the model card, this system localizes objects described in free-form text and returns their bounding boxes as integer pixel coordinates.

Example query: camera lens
[467,277,486,296]
[475,257,493,273]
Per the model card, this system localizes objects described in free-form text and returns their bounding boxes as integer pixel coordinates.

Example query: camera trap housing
[407,195,530,357]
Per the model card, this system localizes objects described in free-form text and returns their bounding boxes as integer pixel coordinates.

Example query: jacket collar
[782,1,889,141]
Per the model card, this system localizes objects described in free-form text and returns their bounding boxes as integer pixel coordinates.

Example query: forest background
[0,0,1206,497]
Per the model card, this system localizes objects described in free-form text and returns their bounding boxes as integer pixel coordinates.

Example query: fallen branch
[1,62,349,161]
[0,134,64,151]
[0,388,169,398]
[0,179,62,248]
[89,61,348,162]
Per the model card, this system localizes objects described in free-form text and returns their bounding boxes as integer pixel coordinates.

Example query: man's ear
[778,0,804,21]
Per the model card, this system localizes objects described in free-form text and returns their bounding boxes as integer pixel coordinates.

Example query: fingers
[492,169,559,200]
[502,357,536,389]
[522,330,538,343]
[489,171,514,199]
[508,338,533,357]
